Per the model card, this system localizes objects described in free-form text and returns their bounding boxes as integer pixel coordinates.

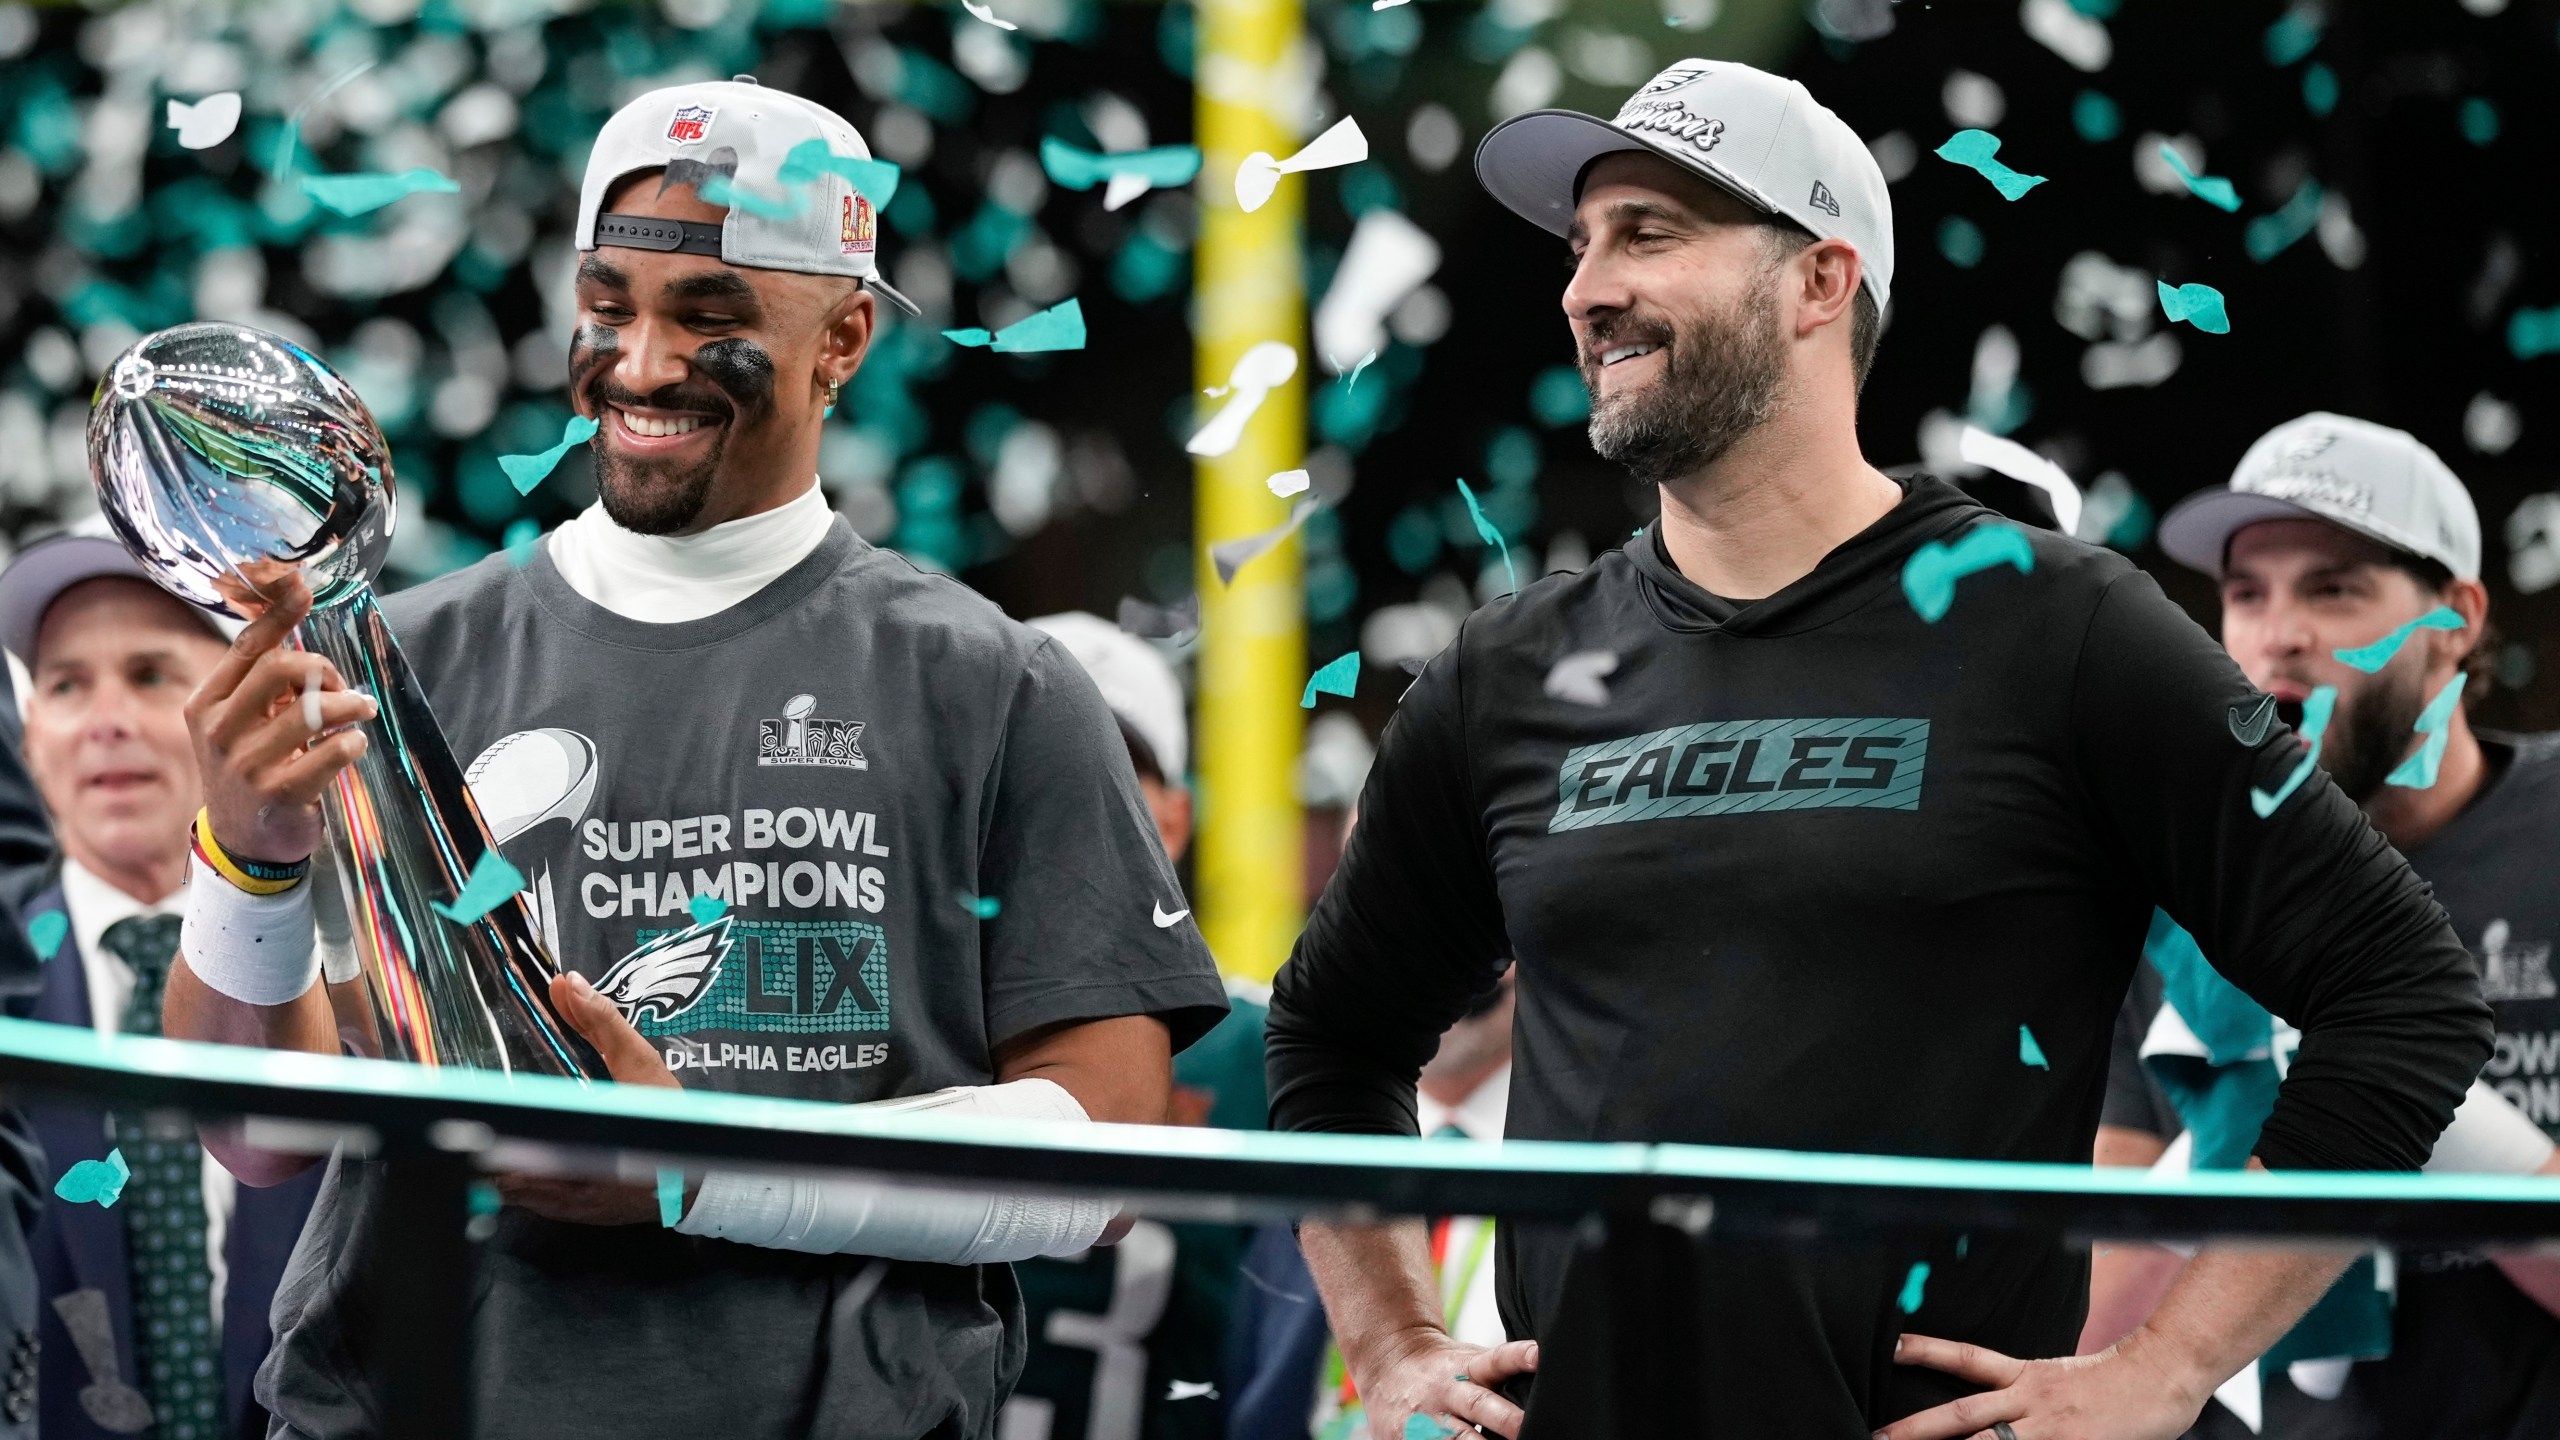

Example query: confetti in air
[166,92,242,150]
[2333,607,2463,673]
[2250,685,2337,817]
[432,850,527,926]
[299,168,460,216]
[499,415,602,496]
[944,298,1087,353]
[1267,469,1311,497]
[961,0,1019,27]
[2019,1025,2049,1069]
[27,911,66,962]
[2157,144,2240,212]
[775,140,901,208]
[1041,139,1203,211]
[1933,130,2047,200]
[1118,594,1201,640]
[2388,674,2468,790]
[657,1169,685,1227]
[700,173,805,219]
[1235,116,1370,213]
[1188,343,1299,456]
[963,894,1001,919]
[1901,522,2035,623]
[1456,479,1519,598]
[1302,650,1361,707]
[54,1150,129,1208]
[2156,280,2231,334]
[1897,1261,1930,1314]
[1543,651,1619,706]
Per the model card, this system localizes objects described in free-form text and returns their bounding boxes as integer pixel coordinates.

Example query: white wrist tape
[2426,1080,2557,1175]
[179,851,320,1006]
[675,1077,1116,1262]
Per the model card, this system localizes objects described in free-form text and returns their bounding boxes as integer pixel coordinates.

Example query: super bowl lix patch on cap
[841,193,874,255]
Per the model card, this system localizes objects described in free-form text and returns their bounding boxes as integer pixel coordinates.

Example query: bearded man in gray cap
[1263,60,2493,1440]
[162,80,1224,1440]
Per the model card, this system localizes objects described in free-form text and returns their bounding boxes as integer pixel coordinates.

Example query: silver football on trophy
[88,322,392,615]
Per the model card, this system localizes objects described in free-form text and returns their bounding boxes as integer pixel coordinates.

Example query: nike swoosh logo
[2229,693,2278,747]
[1152,903,1190,929]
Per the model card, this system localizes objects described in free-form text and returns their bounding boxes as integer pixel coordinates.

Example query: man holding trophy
[109,80,1226,1439]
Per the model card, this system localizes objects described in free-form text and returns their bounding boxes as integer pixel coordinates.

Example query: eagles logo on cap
[667,105,714,144]
[1635,62,1710,97]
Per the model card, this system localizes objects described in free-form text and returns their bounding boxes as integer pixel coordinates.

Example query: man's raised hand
[184,571,375,866]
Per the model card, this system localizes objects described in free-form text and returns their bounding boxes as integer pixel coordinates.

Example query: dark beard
[571,330,771,536]
[2319,672,2431,803]
[1581,259,1788,485]
[594,431,729,535]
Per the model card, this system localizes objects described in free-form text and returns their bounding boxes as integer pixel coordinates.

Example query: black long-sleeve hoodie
[1267,475,2493,1434]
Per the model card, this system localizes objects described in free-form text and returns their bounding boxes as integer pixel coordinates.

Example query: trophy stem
[300,586,606,1081]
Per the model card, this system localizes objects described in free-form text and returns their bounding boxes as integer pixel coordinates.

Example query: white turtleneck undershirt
[544,481,834,624]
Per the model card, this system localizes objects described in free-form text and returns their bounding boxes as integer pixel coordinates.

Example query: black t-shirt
[1265,476,2490,1435]
[2348,733,2560,1437]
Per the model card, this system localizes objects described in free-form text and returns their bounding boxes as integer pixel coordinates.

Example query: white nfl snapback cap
[1474,59,1895,311]
[2159,412,2481,579]
[1029,612,1188,782]
[577,77,921,316]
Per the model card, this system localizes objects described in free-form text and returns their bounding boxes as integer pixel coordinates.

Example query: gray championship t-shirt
[257,517,1226,1440]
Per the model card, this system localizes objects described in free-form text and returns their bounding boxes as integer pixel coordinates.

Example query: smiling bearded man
[161,79,1226,1440]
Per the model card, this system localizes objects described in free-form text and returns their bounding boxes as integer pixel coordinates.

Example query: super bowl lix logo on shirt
[464,706,895,1083]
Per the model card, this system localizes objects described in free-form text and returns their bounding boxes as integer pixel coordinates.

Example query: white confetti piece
[1543,651,1619,706]
[1266,468,1310,497]
[1235,116,1369,213]
[1957,425,2082,537]
[167,92,243,150]
[1187,342,1298,457]
[962,0,1019,27]
[1314,208,1441,375]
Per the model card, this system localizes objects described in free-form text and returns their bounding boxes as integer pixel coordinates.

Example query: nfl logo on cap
[667,104,714,144]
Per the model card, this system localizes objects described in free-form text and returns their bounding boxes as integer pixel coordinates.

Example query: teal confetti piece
[2019,1025,2049,1069]
[2157,145,2240,213]
[1455,478,1519,597]
[2460,98,2500,148]
[776,139,902,208]
[657,1168,685,1227]
[699,172,806,220]
[54,1149,128,1208]
[942,298,1086,354]
[962,894,1001,919]
[1301,650,1360,708]
[468,1181,501,1217]
[2156,280,2230,335]
[1932,130,2046,201]
[26,912,66,962]
[1956,1233,1970,1259]
[1401,1417,1455,1440]
[2302,62,2339,117]
[432,850,526,926]
[1040,137,1203,192]
[2333,606,2463,673]
[1936,215,1985,269]
[299,168,459,216]
[501,518,541,567]
[1897,1261,1930,1314]
[498,415,600,496]
[1901,522,2034,623]
[2244,180,2324,263]
[2387,673,2468,790]
[688,894,729,927]
[2250,684,2336,818]
[2510,307,2560,361]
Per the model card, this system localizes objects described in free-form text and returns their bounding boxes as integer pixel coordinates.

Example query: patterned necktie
[102,913,221,1440]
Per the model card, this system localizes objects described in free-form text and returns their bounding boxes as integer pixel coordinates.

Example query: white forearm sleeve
[178,852,320,1006]
[674,1077,1116,1262]
[2425,1080,2557,1175]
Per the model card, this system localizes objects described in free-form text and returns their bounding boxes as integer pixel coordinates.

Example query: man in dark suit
[0,643,60,1438]
[0,533,320,1439]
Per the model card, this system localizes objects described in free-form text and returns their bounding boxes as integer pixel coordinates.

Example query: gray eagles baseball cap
[2160,412,2482,580]
[577,77,921,316]
[1474,59,1895,311]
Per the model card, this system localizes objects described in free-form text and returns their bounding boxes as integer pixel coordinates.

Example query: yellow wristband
[192,810,305,897]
